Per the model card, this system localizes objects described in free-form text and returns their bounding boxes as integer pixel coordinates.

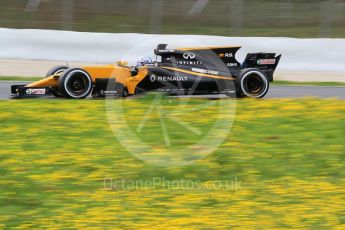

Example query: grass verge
[0,76,41,82]
[0,97,344,228]
[272,80,345,87]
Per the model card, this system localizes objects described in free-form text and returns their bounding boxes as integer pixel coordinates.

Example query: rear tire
[45,65,68,97]
[236,68,269,98]
[134,87,145,95]
[122,87,129,97]
[58,68,93,99]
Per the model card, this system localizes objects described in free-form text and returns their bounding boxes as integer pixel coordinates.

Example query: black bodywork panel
[135,44,281,95]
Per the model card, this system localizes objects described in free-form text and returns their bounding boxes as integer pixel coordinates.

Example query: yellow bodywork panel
[83,65,126,82]
[83,65,148,94]
[126,67,148,94]
[26,64,148,95]
[26,75,59,88]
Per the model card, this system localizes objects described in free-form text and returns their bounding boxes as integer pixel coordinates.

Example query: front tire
[58,68,93,99]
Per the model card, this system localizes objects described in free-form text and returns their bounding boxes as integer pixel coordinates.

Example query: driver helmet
[137,57,153,66]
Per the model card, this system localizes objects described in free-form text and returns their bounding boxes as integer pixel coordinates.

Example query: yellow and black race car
[11,44,281,99]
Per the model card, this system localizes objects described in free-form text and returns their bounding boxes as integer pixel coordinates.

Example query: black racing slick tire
[134,87,145,95]
[46,65,69,77]
[45,65,69,97]
[58,68,93,99]
[236,68,269,98]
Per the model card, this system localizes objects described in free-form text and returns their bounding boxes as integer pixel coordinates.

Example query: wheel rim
[64,70,92,98]
[245,74,262,93]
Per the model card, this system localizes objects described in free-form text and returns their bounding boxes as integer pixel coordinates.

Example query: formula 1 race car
[11,44,281,99]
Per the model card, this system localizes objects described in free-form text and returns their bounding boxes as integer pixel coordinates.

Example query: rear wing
[242,53,281,81]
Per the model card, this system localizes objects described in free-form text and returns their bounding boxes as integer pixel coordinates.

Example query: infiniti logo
[183,52,196,60]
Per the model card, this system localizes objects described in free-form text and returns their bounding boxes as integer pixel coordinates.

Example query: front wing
[11,85,53,98]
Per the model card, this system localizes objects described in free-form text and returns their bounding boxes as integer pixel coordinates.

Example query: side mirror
[131,67,138,76]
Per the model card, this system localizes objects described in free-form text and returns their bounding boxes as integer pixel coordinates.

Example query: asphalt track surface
[1,81,344,99]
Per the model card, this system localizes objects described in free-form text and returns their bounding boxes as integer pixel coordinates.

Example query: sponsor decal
[225,53,233,58]
[176,60,202,65]
[26,88,46,95]
[227,63,238,67]
[218,53,225,58]
[150,74,187,82]
[158,49,175,53]
[192,68,219,75]
[158,76,188,82]
[103,90,118,94]
[183,52,196,60]
[257,59,276,65]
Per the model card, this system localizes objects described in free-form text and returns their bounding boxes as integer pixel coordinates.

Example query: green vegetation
[0,76,41,82]
[0,97,344,228]
[0,0,344,38]
[272,80,345,87]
